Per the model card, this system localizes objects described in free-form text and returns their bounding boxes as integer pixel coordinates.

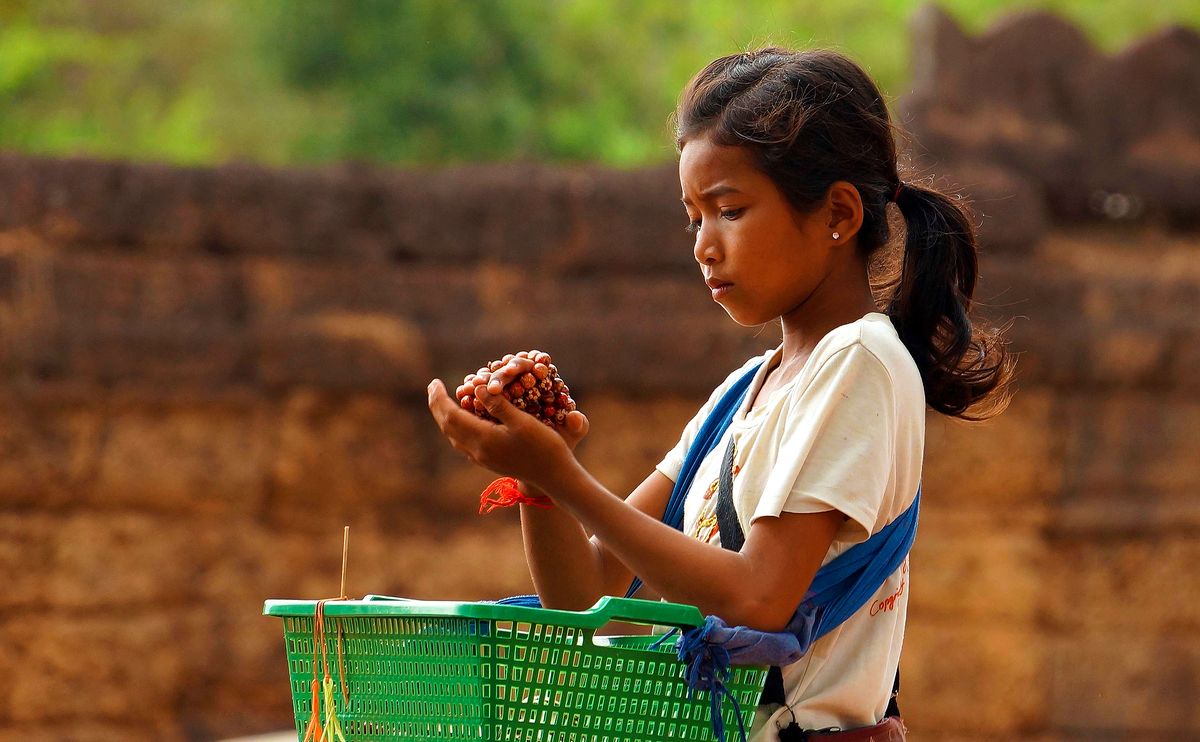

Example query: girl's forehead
[679,137,760,198]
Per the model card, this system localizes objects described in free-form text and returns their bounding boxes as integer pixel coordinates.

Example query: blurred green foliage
[1,0,1197,167]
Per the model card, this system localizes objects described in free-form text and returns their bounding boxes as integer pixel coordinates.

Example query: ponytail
[890,182,1013,420]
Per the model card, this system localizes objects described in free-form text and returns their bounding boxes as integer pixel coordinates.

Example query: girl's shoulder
[812,312,919,382]
[792,312,923,413]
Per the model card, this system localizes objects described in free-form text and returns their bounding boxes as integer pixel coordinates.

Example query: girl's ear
[826,181,864,242]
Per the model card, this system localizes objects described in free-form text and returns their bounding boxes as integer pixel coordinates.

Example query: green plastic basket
[263,596,767,741]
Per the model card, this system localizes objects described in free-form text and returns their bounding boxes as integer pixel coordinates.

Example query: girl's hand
[427,378,588,486]
[481,355,589,450]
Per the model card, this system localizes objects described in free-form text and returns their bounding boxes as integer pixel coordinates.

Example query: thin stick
[340,525,350,599]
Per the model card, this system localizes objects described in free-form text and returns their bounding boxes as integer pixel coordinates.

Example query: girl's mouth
[705,277,733,299]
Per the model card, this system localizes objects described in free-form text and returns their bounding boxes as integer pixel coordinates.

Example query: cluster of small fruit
[455,350,577,427]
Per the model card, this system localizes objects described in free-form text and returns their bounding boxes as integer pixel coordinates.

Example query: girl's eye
[684,208,742,233]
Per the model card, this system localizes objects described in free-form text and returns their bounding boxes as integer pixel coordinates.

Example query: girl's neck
[777,254,878,368]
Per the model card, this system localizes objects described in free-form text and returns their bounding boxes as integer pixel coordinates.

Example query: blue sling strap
[624,362,763,598]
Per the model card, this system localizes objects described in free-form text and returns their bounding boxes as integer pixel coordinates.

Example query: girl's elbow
[728,593,796,633]
[537,587,602,613]
[751,606,796,634]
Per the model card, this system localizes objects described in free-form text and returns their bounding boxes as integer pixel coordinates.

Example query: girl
[428,48,1011,741]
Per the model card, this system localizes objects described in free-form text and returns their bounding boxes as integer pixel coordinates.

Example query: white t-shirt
[654,312,925,739]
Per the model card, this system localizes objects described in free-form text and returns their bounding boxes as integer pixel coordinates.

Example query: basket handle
[582,596,705,630]
[347,594,706,630]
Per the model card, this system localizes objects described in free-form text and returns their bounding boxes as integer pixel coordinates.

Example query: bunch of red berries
[455,350,577,427]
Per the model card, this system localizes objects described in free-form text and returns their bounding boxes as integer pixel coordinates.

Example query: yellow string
[323,676,348,742]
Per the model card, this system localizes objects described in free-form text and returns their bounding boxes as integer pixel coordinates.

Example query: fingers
[476,384,522,426]
[486,356,535,395]
[566,410,589,437]
[428,379,491,443]
[562,410,590,448]
[427,379,456,427]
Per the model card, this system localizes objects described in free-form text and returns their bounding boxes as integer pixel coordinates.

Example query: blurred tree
[0,0,319,164]
[264,0,686,164]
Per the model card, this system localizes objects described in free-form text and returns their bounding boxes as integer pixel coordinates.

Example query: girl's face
[679,134,836,327]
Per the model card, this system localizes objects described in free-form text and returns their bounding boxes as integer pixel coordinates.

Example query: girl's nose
[694,233,720,265]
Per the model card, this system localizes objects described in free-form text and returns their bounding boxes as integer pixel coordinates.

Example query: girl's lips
[710,282,733,300]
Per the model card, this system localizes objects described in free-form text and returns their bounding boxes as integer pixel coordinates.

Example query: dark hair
[675,48,1012,420]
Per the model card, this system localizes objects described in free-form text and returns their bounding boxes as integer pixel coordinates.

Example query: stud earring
[832,232,840,240]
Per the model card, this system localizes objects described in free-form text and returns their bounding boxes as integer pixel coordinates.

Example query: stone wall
[902,6,1200,230]
[2,8,1199,741]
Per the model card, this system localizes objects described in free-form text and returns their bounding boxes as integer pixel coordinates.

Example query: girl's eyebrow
[681,183,743,205]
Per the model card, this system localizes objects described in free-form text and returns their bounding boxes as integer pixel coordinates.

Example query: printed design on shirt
[689,439,741,545]
[869,557,908,616]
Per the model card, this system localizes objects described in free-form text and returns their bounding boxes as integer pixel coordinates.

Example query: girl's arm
[537,456,842,631]
[428,378,842,632]
[520,472,672,610]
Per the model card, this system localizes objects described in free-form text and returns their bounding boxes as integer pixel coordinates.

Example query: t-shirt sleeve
[749,344,897,542]
[655,356,764,482]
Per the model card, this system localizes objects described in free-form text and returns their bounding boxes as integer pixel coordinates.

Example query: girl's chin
[719,303,775,328]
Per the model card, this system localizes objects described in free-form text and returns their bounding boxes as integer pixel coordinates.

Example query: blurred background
[1,1,1199,740]
[4,0,1199,167]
